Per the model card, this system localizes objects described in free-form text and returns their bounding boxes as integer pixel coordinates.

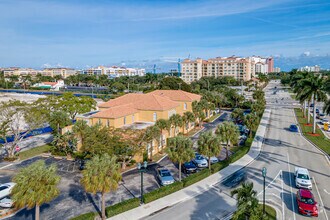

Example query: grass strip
[18,144,52,160]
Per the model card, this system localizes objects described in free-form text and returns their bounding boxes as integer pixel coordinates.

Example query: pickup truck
[294,167,312,190]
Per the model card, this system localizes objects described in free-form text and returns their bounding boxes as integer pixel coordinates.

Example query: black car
[222,169,246,188]
[182,161,197,174]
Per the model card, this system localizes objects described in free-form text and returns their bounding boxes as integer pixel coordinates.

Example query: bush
[211,161,229,174]
[143,181,184,204]
[106,198,140,217]
[18,144,52,160]
[70,212,96,220]
[183,169,210,187]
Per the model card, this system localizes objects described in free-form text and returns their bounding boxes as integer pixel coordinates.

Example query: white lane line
[292,109,302,137]
[257,170,282,196]
[324,189,330,195]
[287,152,296,220]
[0,163,13,170]
[312,177,329,220]
[281,170,285,220]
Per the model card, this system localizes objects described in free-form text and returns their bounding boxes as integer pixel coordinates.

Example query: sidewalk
[111,108,271,220]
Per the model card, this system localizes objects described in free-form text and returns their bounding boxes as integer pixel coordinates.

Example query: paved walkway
[110,108,271,220]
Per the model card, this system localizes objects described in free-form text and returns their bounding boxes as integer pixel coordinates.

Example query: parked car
[289,124,299,132]
[222,169,246,188]
[205,156,219,164]
[0,197,13,208]
[157,168,175,186]
[296,189,318,217]
[0,183,16,199]
[192,153,208,168]
[316,113,325,119]
[182,161,198,174]
[320,118,329,125]
[310,103,314,107]
[315,109,320,114]
[294,167,312,189]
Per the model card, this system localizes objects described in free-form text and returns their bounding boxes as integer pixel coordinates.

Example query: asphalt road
[146,80,330,220]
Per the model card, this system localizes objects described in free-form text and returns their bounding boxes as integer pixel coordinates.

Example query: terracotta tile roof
[99,94,144,108]
[93,104,138,119]
[134,94,179,110]
[43,82,57,86]
[148,90,201,102]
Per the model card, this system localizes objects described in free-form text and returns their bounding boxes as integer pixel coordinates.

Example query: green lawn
[204,113,221,123]
[18,144,52,160]
[294,108,330,155]
[262,204,276,220]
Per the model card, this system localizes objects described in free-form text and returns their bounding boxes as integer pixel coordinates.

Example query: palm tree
[244,114,259,138]
[198,131,221,170]
[155,119,171,152]
[192,100,202,124]
[169,114,183,136]
[166,136,195,181]
[297,75,327,133]
[231,182,259,220]
[12,160,61,220]
[182,111,195,134]
[81,154,121,220]
[231,108,244,122]
[144,125,161,160]
[49,111,72,134]
[215,121,240,160]
[324,99,330,115]
[73,120,88,148]
[290,71,311,117]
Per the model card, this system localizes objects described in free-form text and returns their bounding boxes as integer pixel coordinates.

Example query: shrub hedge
[106,197,140,217]
[143,181,184,204]
[182,169,210,187]
[69,212,96,220]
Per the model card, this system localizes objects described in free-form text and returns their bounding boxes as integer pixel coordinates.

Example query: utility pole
[262,167,267,215]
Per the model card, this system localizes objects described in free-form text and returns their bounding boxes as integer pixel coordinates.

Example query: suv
[296,189,318,217]
[157,168,175,186]
[294,167,312,189]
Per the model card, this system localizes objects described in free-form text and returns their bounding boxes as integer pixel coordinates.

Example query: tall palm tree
[192,100,202,124]
[182,111,195,134]
[290,71,311,117]
[73,120,88,148]
[166,136,195,181]
[81,154,121,220]
[49,111,72,134]
[12,160,61,220]
[169,114,183,136]
[244,114,259,138]
[215,121,240,160]
[155,119,171,152]
[231,108,244,122]
[231,182,259,220]
[297,75,327,133]
[198,131,221,170]
[144,125,161,160]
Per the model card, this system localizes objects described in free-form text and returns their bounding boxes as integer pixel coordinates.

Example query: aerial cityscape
[0,0,329,220]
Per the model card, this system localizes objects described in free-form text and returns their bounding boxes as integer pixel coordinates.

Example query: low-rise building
[32,80,65,91]
[298,65,320,72]
[42,68,77,78]
[80,66,146,78]
[3,68,40,77]
[68,90,211,158]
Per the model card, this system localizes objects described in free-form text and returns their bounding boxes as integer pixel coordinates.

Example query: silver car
[192,153,208,168]
[157,168,175,186]
[0,183,16,199]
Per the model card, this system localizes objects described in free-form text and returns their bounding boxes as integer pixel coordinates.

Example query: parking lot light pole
[137,161,148,204]
[262,167,267,215]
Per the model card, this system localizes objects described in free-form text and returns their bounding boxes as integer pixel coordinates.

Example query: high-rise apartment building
[181,56,255,83]
[181,56,274,83]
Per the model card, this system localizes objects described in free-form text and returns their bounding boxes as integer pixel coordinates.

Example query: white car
[0,183,16,199]
[206,156,219,164]
[0,197,13,208]
[294,167,312,190]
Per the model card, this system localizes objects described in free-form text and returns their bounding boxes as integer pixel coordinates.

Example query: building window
[184,103,187,110]
[98,119,101,125]
[132,114,135,123]
[123,116,126,125]
[107,119,110,127]
[153,112,157,121]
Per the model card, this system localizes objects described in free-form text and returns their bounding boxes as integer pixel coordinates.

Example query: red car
[296,189,318,217]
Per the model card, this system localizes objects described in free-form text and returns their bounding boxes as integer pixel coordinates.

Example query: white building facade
[80,66,146,78]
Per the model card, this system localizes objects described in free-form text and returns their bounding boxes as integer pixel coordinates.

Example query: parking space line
[312,177,329,220]
[287,152,296,220]
[281,170,285,220]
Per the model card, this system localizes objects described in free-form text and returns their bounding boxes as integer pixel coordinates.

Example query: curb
[109,108,271,220]
[293,109,330,165]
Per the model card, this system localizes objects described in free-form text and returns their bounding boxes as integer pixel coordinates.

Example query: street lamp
[262,167,267,215]
[137,161,148,204]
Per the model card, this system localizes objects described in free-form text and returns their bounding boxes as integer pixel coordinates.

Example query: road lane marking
[281,170,285,220]
[312,177,329,220]
[257,170,282,196]
[324,189,330,195]
[287,152,296,220]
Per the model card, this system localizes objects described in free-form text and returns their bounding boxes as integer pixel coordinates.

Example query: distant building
[42,68,77,78]
[3,68,40,77]
[298,65,320,72]
[32,80,65,91]
[273,67,281,73]
[181,55,274,83]
[80,66,146,78]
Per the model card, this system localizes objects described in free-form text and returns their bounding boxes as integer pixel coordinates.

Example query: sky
[0,0,330,71]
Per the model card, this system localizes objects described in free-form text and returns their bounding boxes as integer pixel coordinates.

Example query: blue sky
[0,0,330,70]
